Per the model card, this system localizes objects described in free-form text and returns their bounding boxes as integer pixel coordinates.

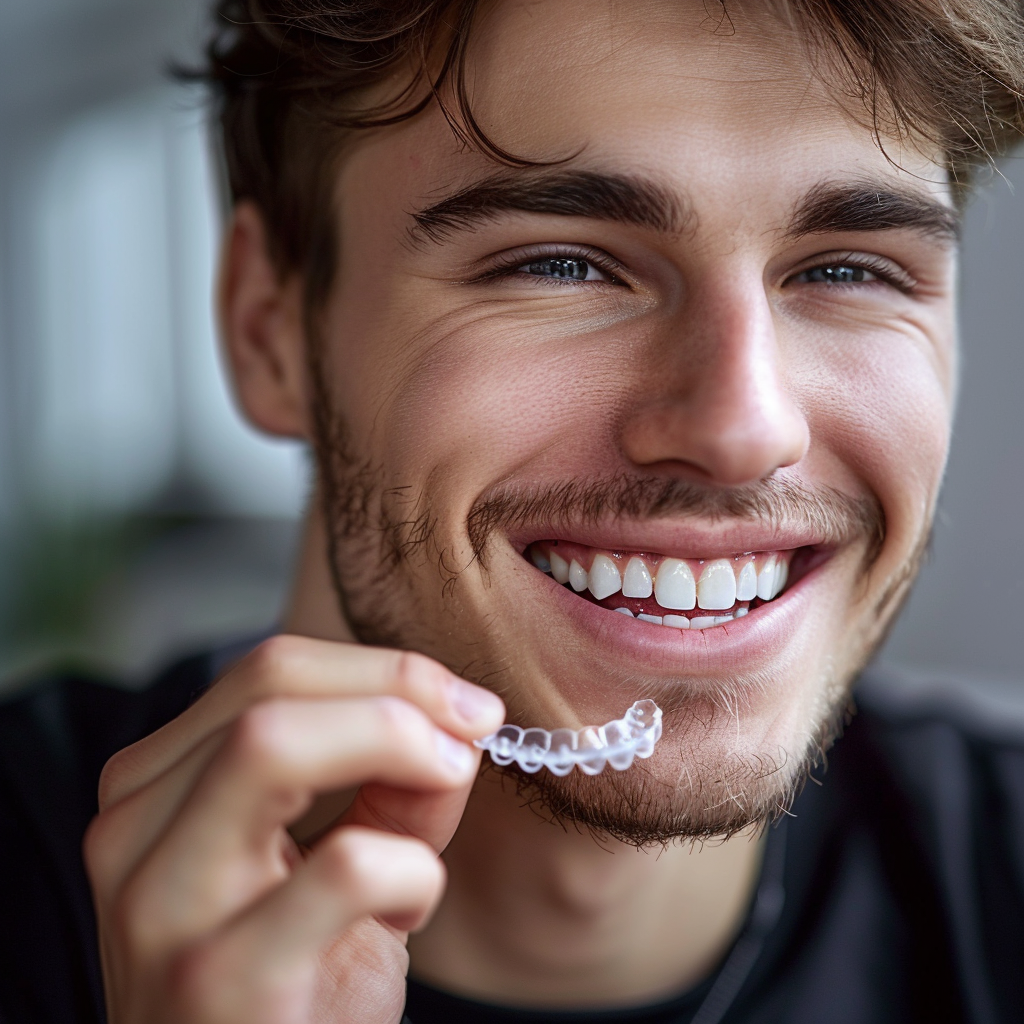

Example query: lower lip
[538,559,826,678]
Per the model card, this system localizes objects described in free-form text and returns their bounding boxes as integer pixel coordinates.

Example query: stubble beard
[310,384,923,847]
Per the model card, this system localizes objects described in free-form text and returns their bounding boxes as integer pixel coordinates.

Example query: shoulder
[743,668,1024,1023]
[0,634,263,809]
[0,655,214,805]
[850,663,1024,815]
[843,665,1024,1019]
[838,664,1024,877]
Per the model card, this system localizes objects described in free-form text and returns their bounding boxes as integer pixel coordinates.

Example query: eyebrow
[409,170,692,244]
[408,169,961,249]
[788,180,961,243]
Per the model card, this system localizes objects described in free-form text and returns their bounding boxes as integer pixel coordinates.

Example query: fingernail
[436,729,476,774]
[449,678,503,724]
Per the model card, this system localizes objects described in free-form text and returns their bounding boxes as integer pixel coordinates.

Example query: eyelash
[477,245,626,286]
[786,251,917,293]
[475,246,916,294]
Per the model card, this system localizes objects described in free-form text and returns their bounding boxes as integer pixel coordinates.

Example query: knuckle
[372,694,431,748]
[228,700,297,774]
[392,649,452,708]
[241,634,306,699]
[82,811,117,882]
[392,649,438,694]
[320,829,421,908]
[322,828,440,897]
[97,744,144,811]
[321,829,375,890]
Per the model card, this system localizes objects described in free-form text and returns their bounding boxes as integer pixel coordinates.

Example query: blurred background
[0,0,308,688]
[1,0,1022,716]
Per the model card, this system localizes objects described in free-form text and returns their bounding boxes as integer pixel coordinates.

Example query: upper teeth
[654,558,696,610]
[589,554,623,600]
[531,545,792,609]
[622,557,653,599]
[697,560,736,610]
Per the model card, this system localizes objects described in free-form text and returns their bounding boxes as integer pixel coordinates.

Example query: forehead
[338,0,949,232]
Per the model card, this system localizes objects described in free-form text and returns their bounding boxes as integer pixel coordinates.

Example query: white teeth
[618,606,749,630]
[588,554,622,600]
[622,557,654,599]
[569,559,589,592]
[543,543,791,616]
[773,559,789,598]
[697,559,737,610]
[756,555,777,601]
[663,614,690,629]
[654,558,696,610]
[736,561,757,602]
[549,550,570,585]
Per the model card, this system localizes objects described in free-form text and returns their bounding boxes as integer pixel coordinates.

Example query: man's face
[307,0,958,839]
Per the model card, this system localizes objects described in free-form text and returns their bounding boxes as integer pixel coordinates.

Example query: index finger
[100,635,505,810]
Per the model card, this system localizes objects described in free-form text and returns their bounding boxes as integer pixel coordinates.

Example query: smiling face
[299,0,958,840]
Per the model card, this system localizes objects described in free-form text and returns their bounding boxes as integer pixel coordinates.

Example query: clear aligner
[475,700,663,777]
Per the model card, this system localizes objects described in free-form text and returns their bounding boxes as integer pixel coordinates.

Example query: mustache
[467,473,885,562]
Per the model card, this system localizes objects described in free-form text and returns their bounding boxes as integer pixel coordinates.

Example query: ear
[217,201,310,439]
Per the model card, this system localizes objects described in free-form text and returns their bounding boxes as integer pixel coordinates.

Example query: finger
[165,828,443,1022]
[121,697,479,939]
[100,636,504,808]
[339,781,475,855]
[85,727,228,909]
[90,668,491,904]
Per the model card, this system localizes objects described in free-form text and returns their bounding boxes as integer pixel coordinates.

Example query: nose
[619,280,809,486]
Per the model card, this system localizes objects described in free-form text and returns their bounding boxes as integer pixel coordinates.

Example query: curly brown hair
[202,0,1024,289]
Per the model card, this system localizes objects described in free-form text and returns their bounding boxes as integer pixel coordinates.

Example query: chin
[487,658,856,847]
[460,535,882,845]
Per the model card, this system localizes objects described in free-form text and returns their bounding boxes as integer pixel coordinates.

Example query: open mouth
[525,541,804,632]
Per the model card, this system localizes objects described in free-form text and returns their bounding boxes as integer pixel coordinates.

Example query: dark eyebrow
[409,170,692,244]
[789,180,960,243]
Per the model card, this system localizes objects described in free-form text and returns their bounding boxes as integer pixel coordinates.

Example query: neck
[282,502,354,642]
[408,771,763,1010]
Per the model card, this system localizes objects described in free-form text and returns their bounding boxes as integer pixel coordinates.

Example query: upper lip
[508,520,832,560]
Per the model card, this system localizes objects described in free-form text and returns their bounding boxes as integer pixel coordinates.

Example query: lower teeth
[617,606,750,630]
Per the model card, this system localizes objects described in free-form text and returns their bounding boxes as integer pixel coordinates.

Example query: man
[1,0,1023,1020]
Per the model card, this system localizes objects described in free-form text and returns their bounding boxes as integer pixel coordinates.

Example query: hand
[84,635,505,1024]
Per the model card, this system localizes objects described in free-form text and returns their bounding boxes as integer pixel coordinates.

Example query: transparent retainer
[475,700,663,777]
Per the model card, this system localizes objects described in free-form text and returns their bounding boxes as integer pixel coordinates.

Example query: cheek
[798,325,952,556]
[352,311,631,511]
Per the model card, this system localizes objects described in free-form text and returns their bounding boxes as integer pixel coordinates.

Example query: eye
[785,252,916,292]
[795,264,878,285]
[520,257,611,282]
[474,245,627,288]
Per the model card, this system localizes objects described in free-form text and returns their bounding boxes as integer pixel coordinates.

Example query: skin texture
[84,0,959,1019]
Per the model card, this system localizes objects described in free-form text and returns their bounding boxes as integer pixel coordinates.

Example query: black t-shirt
[0,648,1022,1023]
